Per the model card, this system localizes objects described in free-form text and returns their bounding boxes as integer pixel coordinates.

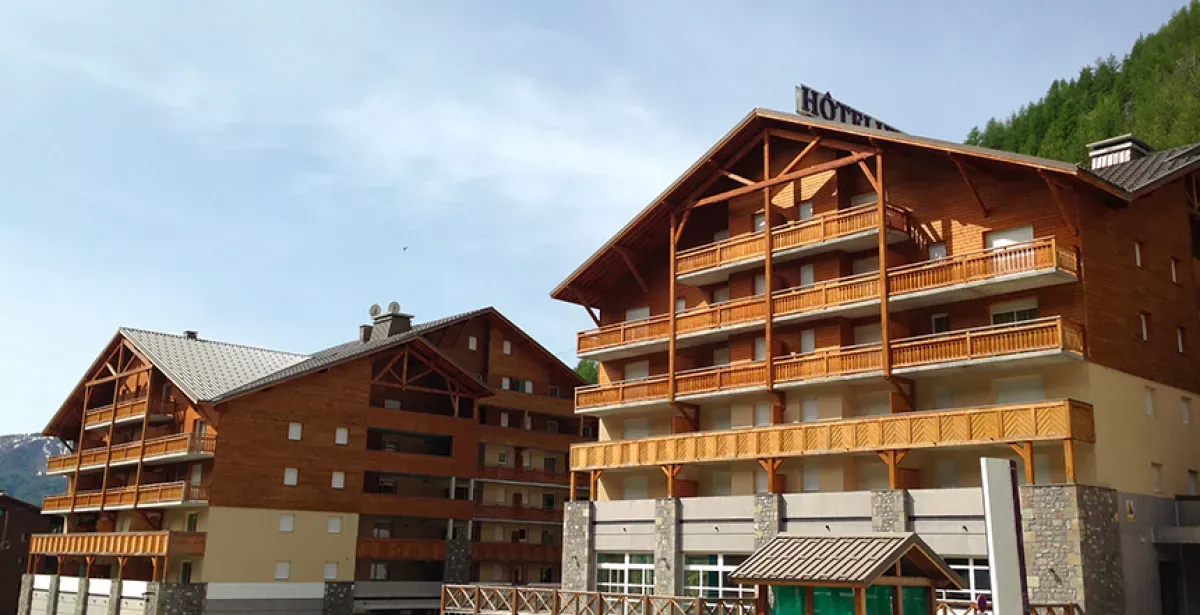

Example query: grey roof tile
[1091,143,1200,194]
[729,532,964,588]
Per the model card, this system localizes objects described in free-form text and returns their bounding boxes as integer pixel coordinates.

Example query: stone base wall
[870,490,909,532]
[147,582,207,615]
[562,501,594,591]
[654,498,680,596]
[752,494,781,548]
[445,521,472,584]
[323,582,354,615]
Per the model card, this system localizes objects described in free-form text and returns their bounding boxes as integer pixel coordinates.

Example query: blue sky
[0,1,1187,434]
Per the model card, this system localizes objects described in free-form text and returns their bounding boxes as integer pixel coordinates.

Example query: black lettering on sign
[793,84,901,133]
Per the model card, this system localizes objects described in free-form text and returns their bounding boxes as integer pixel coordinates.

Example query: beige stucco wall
[200,506,357,582]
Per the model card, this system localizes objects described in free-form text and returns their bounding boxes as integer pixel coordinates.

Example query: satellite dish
[369,304,382,318]
[388,301,401,315]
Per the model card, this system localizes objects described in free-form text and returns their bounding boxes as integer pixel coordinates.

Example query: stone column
[753,494,782,548]
[562,501,595,591]
[16,574,34,615]
[144,582,207,615]
[653,498,680,597]
[46,575,60,615]
[106,580,123,615]
[323,582,354,615]
[870,490,909,532]
[72,577,89,615]
[1020,484,1124,615]
[444,520,472,584]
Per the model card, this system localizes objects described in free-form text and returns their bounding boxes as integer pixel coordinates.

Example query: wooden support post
[83,555,94,579]
[805,587,815,615]
[758,458,784,494]
[133,373,156,510]
[589,470,602,501]
[854,587,867,615]
[779,137,823,177]
[1040,172,1079,236]
[756,585,770,615]
[949,154,988,216]
[876,153,891,376]
[151,556,161,582]
[614,246,650,295]
[117,556,128,580]
[1009,441,1035,484]
[662,464,682,498]
[569,471,578,501]
[98,345,125,511]
[878,450,909,489]
[764,183,775,391]
[1064,439,1076,483]
[69,386,94,513]
[668,212,679,404]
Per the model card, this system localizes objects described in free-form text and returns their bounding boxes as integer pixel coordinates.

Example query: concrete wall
[202,506,357,582]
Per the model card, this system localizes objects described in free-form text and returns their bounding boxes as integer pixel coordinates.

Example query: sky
[0,1,1188,434]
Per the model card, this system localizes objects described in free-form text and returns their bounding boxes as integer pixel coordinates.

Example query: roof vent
[183,330,199,340]
[366,302,413,341]
[1087,134,1153,170]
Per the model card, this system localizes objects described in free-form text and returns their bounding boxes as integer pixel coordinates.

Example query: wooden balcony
[675,203,912,285]
[83,397,175,431]
[46,433,216,475]
[474,504,562,523]
[570,399,1095,471]
[471,542,562,563]
[359,494,476,520]
[578,238,1078,358]
[29,531,206,557]
[476,465,570,485]
[575,317,1085,411]
[42,482,210,514]
[357,538,446,561]
[484,389,575,416]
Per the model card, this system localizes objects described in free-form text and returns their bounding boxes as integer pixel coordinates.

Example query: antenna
[388,301,401,315]
[369,304,382,318]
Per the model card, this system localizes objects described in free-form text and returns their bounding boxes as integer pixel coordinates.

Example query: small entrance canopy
[730,533,964,615]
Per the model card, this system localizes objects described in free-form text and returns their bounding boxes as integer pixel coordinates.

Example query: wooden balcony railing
[675,203,911,276]
[936,601,1078,615]
[42,481,210,513]
[46,433,216,474]
[576,317,1085,410]
[578,238,1076,355]
[471,542,562,563]
[29,531,206,557]
[477,465,570,485]
[474,504,562,522]
[443,585,756,615]
[83,397,176,429]
[356,537,446,560]
[570,399,1094,471]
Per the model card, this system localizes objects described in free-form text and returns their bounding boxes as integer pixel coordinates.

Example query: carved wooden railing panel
[47,433,216,473]
[580,237,1074,355]
[356,537,446,560]
[442,585,755,615]
[42,480,206,513]
[570,400,1094,471]
[471,541,562,563]
[28,531,206,557]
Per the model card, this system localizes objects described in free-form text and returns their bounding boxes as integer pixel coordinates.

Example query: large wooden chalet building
[553,109,1200,615]
[23,305,594,614]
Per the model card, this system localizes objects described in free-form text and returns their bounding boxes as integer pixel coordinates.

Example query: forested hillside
[966,1,1200,163]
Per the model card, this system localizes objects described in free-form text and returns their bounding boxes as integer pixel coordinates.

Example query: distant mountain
[0,434,68,506]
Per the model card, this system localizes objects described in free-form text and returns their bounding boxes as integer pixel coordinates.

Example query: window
[377,477,396,494]
[185,512,199,532]
[852,255,879,274]
[931,313,950,334]
[547,420,559,434]
[1172,258,1181,284]
[1034,454,1052,485]
[1146,386,1157,416]
[985,225,1034,249]
[498,450,509,465]
[676,297,687,313]
[373,520,392,539]
[195,420,207,438]
[753,212,767,232]
[709,471,733,496]
[288,422,303,441]
[991,298,1038,325]
[851,192,877,207]
[712,286,730,304]
[383,398,402,410]
[754,274,767,296]
[381,434,400,452]
[754,402,772,427]
[1179,327,1187,353]
[274,561,291,580]
[928,242,947,260]
[369,562,389,581]
[799,264,815,287]
[582,424,594,438]
[523,380,534,394]
[802,462,819,492]
[935,386,955,410]
[544,457,558,473]
[754,337,767,361]
[542,493,555,509]
[542,529,556,545]
[1184,397,1192,425]
[1140,312,1151,341]
[549,385,561,398]
[335,427,349,445]
[524,413,533,430]
[800,329,815,354]
[503,340,513,355]
[624,360,650,381]
[994,376,1045,405]
[713,347,730,366]
[1190,471,1199,496]
[279,514,294,533]
[283,468,298,486]
[798,201,814,220]
[713,229,730,242]
[1152,463,1163,493]
[853,323,882,345]
[625,306,651,321]
[500,412,510,427]
[324,562,338,580]
[623,476,649,499]
[332,471,345,489]
[328,516,343,534]
[755,468,769,493]
[801,397,819,423]
[711,409,732,431]
[937,558,991,606]
[937,460,958,488]
[180,561,193,584]
[684,554,756,599]
[597,553,655,595]
[501,376,511,390]
[624,418,649,440]
[468,335,478,351]
[1135,242,1144,267]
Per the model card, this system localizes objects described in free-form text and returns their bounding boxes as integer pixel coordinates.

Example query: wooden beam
[1064,439,1076,483]
[696,151,875,208]
[722,130,767,172]
[766,128,880,155]
[589,469,602,501]
[1009,441,1035,484]
[721,170,754,186]
[613,246,650,294]
[779,137,823,177]
[668,213,678,404]
[878,449,909,489]
[582,305,601,328]
[949,154,989,216]
[877,153,891,377]
[1040,171,1079,236]
[673,204,694,246]
[857,160,881,195]
[661,464,682,497]
[69,385,93,513]
[569,471,578,501]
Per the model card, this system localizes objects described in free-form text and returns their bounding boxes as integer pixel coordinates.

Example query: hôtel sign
[795,84,901,133]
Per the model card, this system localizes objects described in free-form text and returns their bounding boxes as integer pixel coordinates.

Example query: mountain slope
[0,434,68,505]
[966,1,1200,162]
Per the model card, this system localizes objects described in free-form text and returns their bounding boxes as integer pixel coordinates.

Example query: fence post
[474,586,482,615]
[513,587,520,615]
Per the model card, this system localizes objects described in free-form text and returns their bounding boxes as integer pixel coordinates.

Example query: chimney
[365,302,413,341]
[183,330,199,340]
[1087,134,1153,170]
[359,324,373,343]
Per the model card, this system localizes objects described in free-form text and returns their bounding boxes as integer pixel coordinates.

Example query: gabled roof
[1092,143,1200,195]
[729,532,964,589]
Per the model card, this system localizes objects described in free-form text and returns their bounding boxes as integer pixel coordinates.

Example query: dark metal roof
[729,533,964,589]
[1091,143,1200,195]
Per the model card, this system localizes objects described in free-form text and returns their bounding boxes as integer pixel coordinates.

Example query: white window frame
[523,380,534,394]
[369,562,388,581]
[683,554,756,599]
[288,422,302,441]
[676,297,687,313]
[799,264,815,288]
[752,212,767,233]
[1135,242,1143,267]
[1172,258,1180,283]
[931,313,950,334]
[498,450,509,465]
[990,298,1039,325]
[549,385,561,398]
[596,553,655,595]
[328,516,343,534]
[1153,463,1163,493]
[324,562,338,580]
[754,274,767,296]
[1141,312,1150,341]
[468,335,478,351]
[501,376,512,390]
[798,201,814,220]
[500,412,510,427]
[283,468,298,486]
[503,340,513,355]
[332,471,346,490]
[547,420,559,434]
[928,242,947,260]
[274,561,291,581]
[279,514,294,533]
[754,337,767,362]
[937,558,991,605]
[335,427,349,445]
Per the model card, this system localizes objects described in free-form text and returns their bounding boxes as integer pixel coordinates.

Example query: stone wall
[870,490,909,533]
[445,521,472,584]
[562,501,594,591]
[322,582,354,615]
[752,494,781,548]
[16,575,33,615]
[653,499,679,596]
[146,582,207,615]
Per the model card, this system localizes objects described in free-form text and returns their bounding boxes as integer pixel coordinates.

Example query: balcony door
[985,225,1034,248]
[189,464,202,486]
[625,306,650,322]
[624,360,649,382]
